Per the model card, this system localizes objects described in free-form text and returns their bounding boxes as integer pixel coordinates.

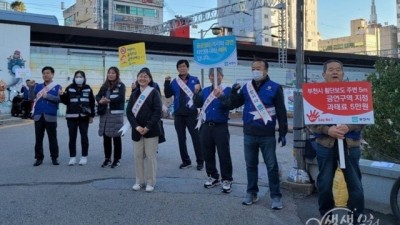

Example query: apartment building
[63,0,163,32]
[217,0,319,50]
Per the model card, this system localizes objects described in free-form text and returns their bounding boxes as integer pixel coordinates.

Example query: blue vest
[242,80,280,136]
[33,83,61,116]
[170,75,200,112]
[201,86,232,123]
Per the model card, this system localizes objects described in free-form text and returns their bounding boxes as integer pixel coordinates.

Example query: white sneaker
[68,157,76,166]
[145,185,154,192]
[78,157,87,165]
[132,183,143,191]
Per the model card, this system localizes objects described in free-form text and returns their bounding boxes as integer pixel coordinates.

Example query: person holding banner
[193,67,234,193]
[164,59,204,170]
[127,67,162,192]
[32,66,62,166]
[219,59,287,209]
[309,59,365,223]
[96,66,126,169]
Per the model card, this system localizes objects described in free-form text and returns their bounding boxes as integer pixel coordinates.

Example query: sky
[19,0,397,40]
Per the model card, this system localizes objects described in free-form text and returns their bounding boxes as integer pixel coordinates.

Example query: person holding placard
[164,59,204,170]
[194,67,234,193]
[218,59,287,209]
[127,67,162,192]
[309,59,365,223]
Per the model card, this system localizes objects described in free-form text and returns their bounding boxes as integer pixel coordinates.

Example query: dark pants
[22,100,32,118]
[200,122,232,181]
[244,134,281,199]
[67,119,89,157]
[174,115,203,165]
[103,135,122,161]
[34,116,59,160]
[314,142,364,219]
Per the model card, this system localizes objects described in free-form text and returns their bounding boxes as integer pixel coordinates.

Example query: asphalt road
[0,117,397,225]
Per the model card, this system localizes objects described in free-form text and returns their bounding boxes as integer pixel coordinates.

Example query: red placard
[303,81,374,124]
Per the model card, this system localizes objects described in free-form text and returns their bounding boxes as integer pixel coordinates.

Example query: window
[137,8,143,16]
[130,7,137,15]
[116,4,129,14]
[144,8,157,17]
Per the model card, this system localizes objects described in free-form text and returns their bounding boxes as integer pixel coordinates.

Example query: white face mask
[75,77,84,85]
[252,70,264,81]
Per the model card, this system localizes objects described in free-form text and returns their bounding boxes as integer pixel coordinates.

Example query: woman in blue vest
[60,70,95,166]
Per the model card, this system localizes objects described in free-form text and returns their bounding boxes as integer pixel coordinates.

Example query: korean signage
[193,36,237,68]
[303,81,374,125]
[118,42,146,68]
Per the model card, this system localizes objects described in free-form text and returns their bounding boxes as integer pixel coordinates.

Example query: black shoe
[179,162,192,169]
[101,158,111,168]
[111,160,120,168]
[33,159,43,167]
[196,164,204,171]
[52,159,59,165]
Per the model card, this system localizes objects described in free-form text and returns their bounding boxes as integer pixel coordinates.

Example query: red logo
[306,110,320,122]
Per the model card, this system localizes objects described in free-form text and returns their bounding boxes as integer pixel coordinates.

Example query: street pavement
[0,117,397,225]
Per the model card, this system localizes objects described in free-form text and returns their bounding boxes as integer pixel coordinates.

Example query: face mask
[75,77,84,85]
[252,70,264,81]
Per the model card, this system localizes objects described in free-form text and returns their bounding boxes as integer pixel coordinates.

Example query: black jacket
[96,82,126,115]
[126,87,162,141]
[60,84,95,119]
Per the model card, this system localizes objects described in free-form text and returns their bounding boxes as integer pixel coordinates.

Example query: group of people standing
[163,59,288,209]
[28,58,365,221]
[31,66,124,167]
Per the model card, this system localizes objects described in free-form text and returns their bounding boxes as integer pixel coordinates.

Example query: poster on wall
[0,23,30,111]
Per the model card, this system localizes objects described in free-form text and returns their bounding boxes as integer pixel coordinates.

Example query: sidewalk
[0,117,397,225]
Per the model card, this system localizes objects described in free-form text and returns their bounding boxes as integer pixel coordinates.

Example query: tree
[10,1,26,12]
[363,59,400,163]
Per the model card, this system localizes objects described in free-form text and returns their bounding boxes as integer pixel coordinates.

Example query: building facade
[63,0,164,32]
[0,0,10,10]
[319,19,397,58]
[216,0,319,50]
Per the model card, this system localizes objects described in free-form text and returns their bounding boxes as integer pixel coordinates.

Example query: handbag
[158,120,166,144]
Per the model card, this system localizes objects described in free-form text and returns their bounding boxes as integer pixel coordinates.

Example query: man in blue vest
[164,59,204,170]
[221,59,287,209]
[32,66,62,166]
[309,59,365,224]
[194,67,234,193]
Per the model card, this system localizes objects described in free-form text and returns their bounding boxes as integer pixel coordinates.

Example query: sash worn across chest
[131,86,154,117]
[31,82,59,115]
[176,77,194,107]
[119,86,154,136]
[195,86,225,129]
[246,81,273,125]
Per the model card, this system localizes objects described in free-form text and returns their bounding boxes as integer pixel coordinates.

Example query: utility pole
[287,0,311,186]
[277,0,287,68]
